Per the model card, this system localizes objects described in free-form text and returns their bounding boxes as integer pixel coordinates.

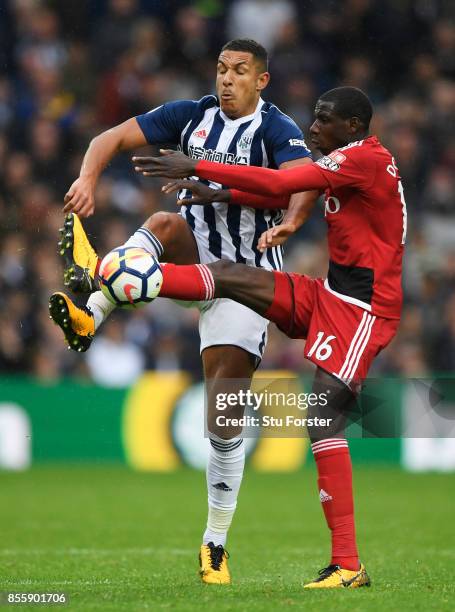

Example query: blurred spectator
[91,0,141,73]
[432,293,455,372]
[432,20,455,77]
[85,317,145,387]
[227,0,297,51]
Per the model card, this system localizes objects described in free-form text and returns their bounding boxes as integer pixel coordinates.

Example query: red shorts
[265,272,399,392]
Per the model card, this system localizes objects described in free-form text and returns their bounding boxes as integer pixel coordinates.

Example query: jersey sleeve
[230,189,290,210]
[264,112,312,167]
[135,100,197,145]
[196,159,328,196]
[312,145,376,191]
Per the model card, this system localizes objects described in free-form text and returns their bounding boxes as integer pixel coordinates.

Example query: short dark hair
[221,38,268,72]
[319,86,373,129]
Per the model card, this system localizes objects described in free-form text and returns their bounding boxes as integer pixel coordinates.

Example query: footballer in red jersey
[135,92,406,392]
[132,86,406,588]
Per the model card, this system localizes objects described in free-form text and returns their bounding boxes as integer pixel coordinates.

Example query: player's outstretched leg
[52,212,200,348]
[49,292,95,352]
[158,260,275,315]
[51,257,269,351]
[59,213,100,293]
[84,212,198,330]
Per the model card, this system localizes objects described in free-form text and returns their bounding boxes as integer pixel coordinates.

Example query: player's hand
[161,180,229,205]
[133,149,197,178]
[258,223,298,252]
[63,176,96,217]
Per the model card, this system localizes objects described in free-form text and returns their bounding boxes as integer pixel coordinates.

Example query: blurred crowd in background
[1,0,455,386]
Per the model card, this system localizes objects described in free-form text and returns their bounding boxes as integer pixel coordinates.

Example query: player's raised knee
[144,211,184,243]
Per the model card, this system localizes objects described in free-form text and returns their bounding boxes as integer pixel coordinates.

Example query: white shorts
[199,297,268,360]
[184,235,269,360]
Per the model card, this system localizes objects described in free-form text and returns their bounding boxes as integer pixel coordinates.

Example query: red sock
[311,439,359,571]
[159,263,215,301]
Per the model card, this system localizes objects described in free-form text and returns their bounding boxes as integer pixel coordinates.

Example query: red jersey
[310,136,405,319]
[197,135,406,319]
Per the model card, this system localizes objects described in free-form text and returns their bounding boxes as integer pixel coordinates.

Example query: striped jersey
[136,95,311,270]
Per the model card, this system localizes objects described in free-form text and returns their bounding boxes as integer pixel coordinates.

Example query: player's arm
[134,150,329,198]
[65,100,195,217]
[259,115,318,250]
[161,179,289,208]
[196,144,376,197]
[259,157,318,252]
[162,157,315,211]
[198,158,328,196]
[63,118,147,217]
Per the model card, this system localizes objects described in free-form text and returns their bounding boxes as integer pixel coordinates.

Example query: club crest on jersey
[193,129,207,139]
[238,132,253,150]
[316,151,346,172]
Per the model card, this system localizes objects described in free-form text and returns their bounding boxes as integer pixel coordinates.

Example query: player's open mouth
[221,93,234,100]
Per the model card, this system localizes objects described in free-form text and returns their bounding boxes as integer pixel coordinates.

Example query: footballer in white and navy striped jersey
[136,94,311,272]
[52,38,316,585]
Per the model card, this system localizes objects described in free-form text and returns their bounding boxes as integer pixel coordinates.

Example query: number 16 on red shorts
[266,272,399,393]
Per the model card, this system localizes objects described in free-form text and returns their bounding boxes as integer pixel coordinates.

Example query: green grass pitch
[1,465,454,611]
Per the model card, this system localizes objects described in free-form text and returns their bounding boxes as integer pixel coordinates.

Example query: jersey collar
[219,98,264,126]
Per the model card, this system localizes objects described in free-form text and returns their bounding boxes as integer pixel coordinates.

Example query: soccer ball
[99,247,163,308]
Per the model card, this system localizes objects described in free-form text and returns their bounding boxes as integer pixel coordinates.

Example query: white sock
[87,291,116,331]
[88,227,164,331]
[124,227,164,259]
[203,434,245,547]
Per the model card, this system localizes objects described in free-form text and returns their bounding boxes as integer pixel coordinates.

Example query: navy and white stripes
[136,95,311,271]
[135,227,164,258]
[174,97,310,271]
[210,437,244,453]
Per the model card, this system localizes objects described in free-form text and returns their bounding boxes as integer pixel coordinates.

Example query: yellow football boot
[304,563,371,589]
[58,213,100,293]
[199,543,231,585]
[49,292,95,352]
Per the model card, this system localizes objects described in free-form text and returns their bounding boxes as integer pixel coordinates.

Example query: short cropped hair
[319,87,373,129]
[221,38,268,72]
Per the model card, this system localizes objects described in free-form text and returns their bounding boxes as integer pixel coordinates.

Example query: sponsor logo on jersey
[316,155,341,172]
[289,138,308,147]
[324,195,341,215]
[329,151,346,164]
[188,144,248,165]
[193,129,207,139]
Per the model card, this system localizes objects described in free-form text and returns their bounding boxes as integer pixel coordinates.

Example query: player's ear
[349,116,362,133]
[256,71,270,92]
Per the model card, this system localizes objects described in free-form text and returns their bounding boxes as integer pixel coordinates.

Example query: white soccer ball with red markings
[99,247,162,308]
